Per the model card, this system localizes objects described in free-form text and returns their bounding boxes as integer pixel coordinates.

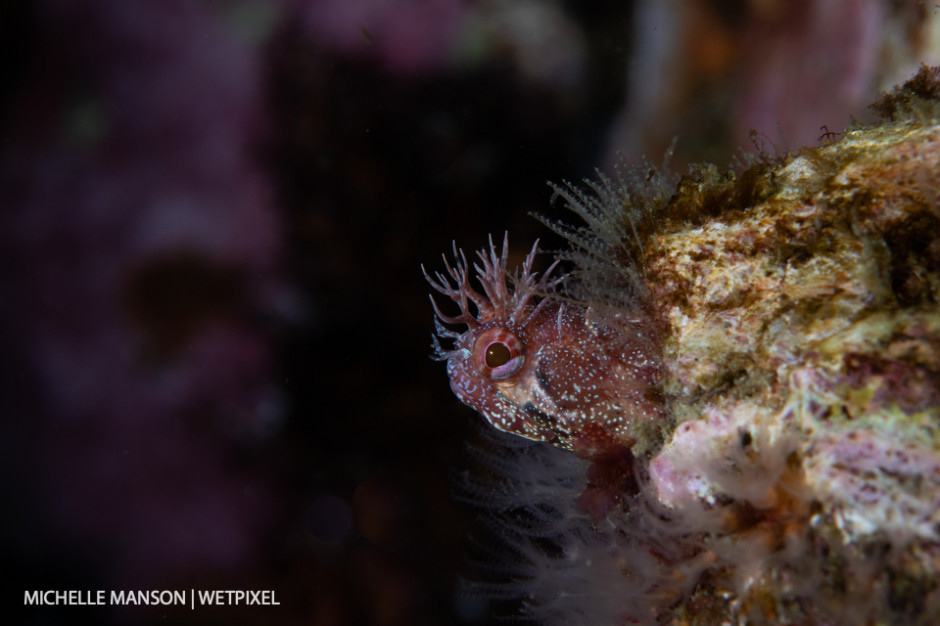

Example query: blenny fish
[423,232,663,453]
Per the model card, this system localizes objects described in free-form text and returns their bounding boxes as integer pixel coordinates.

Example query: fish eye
[474,328,525,381]
[485,342,512,367]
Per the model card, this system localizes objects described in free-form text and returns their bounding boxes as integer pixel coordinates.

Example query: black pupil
[485,342,512,368]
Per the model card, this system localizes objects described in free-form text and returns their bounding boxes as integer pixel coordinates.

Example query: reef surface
[432,65,940,624]
[641,64,940,625]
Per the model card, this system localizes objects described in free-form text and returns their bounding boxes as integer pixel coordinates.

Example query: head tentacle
[423,234,562,346]
[421,242,483,328]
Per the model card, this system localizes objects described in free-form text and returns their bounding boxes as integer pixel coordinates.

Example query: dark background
[1,1,934,624]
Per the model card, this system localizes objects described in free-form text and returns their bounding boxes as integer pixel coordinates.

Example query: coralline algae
[431,66,940,624]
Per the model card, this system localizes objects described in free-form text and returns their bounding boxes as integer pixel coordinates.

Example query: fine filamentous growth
[427,65,940,625]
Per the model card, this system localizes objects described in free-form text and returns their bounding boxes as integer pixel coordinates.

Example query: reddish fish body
[425,235,661,451]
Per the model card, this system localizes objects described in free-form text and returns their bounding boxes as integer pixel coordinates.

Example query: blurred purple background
[2,1,936,625]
